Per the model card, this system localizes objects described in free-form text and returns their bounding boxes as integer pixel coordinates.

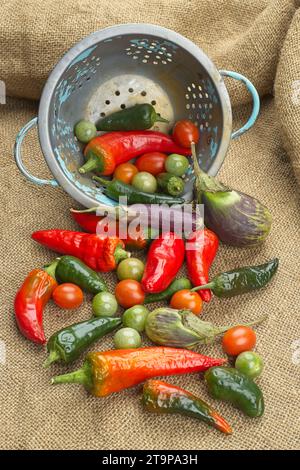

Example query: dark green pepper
[55,256,107,294]
[43,316,121,367]
[93,176,184,205]
[192,258,279,298]
[144,277,192,304]
[142,379,232,434]
[156,172,185,197]
[96,104,168,131]
[204,367,264,418]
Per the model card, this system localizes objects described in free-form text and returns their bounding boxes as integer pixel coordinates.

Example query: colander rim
[38,23,232,208]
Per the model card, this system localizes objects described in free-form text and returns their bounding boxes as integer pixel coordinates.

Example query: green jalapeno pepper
[142,379,232,434]
[191,258,279,298]
[144,277,192,304]
[204,366,264,417]
[96,104,168,131]
[93,176,185,205]
[43,316,121,367]
[156,172,185,197]
[51,256,107,294]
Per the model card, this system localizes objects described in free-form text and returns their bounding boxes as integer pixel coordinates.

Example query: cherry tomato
[136,152,167,175]
[132,172,157,193]
[170,289,202,315]
[235,351,264,378]
[222,326,256,356]
[52,283,83,310]
[115,279,145,309]
[114,163,138,184]
[173,120,200,148]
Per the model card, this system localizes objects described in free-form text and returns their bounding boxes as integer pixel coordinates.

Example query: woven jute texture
[1,0,300,450]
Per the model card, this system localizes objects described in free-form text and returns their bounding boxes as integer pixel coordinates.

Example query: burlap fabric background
[1,0,300,450]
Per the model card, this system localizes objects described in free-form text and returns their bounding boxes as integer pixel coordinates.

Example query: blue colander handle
[220,70,260,140]
[14,117,59,187]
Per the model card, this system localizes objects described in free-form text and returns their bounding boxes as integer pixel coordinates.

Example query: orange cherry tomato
[114,163,138,184]
[52,283,83,310]
[170,289,203,315]
[222,326,256,356]
[136,152,167,176]
[115,279,145,309]
[173,120,200,148]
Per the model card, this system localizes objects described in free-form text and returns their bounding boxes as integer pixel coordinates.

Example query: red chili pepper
[31,230,130,272]
[70,210,152,250]
[14,267,57,344]
[51,347,227,396]
[78,131,191,176]
[142,232,185,294]
[185,228,219,302]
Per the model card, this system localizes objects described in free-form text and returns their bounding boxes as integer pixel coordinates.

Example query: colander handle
[14,117,59,187]
[220,70,260,140]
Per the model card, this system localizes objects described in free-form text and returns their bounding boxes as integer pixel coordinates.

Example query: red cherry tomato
[222,326,256,356]
[115,279,145,309]
[114,163,138,184]
[170,289,203,315]
[173,120,200,148]
[52,283,84,310]
[136,152,167,175]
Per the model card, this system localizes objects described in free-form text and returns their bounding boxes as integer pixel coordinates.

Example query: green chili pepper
[96,104,168,131]
[144,278,192,304]
[191,258,279,298]
[43,316,121,367]
[204,367,264,418]
[93,176,184,205]
[142,379,232,434]
[54,256,107,294]
[156,172,185,197]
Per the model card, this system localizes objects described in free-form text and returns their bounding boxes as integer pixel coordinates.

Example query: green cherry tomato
[132,171,157,193]
[165,154,190,176]
[74,120,97,143]
[122,305,150,332]
[235,351,264,379]
[113,327,142,349]
[117,258,145,281]
[92,291,118,317]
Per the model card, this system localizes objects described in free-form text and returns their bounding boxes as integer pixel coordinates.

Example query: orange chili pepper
[14,267,57,344]
[51,347,227,397]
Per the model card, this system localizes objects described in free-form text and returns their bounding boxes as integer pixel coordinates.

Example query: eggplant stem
[191,142,229,193]
[214,314,268,336]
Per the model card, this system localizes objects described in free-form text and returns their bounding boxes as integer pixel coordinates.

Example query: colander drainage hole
[151,100,156,105]
[141,91,147,97]
[120,104,126,109]
[105,100,110,105]
[100,112,106,117]
[128,88,134,93]
[115,90,120,96]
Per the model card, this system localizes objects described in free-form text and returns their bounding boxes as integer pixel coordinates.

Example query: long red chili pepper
[14,267,57,344]
[70,210,152,250]
[142,232,185,294]
[185,228,219,302]
[79,131,191,176]
[31,230,130,272]
[51,347,227,397]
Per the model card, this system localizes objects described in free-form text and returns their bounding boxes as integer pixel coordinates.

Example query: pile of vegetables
[13,102,279,435]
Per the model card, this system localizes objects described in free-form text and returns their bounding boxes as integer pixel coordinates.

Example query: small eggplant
[145,308,267,349]
[191,145,272,247]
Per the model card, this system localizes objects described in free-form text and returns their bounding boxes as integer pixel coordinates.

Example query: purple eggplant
[191,145,272,247]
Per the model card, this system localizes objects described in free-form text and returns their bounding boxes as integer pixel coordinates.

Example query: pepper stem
[43,259,60,280]
[155,115,169,123]
[114,244,131,264]
[191,282,214,292]
[79,151,104,174]
[92,175,109,186]
[43,350,60,368]
[51,362,93,390]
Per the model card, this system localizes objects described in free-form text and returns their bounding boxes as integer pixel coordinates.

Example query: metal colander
[14,24,260,208]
